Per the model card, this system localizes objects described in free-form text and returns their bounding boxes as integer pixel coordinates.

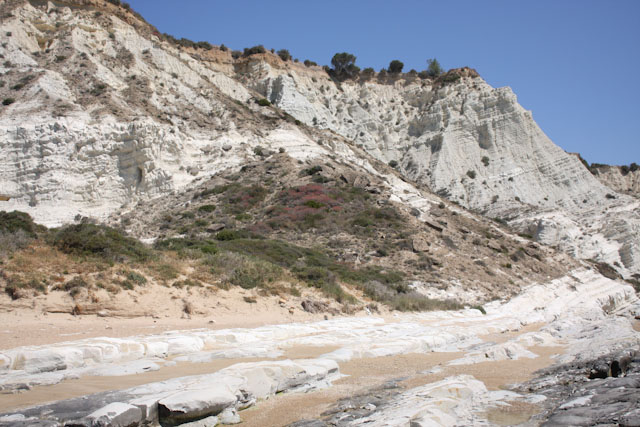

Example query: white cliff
[247,62,640,276]
[0,0,638,277]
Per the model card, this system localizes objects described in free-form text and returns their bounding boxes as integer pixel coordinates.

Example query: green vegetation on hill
[0,210,458,311]
[50,223,151,263]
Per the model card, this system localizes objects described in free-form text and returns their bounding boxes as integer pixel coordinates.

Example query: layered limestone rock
[1,269,636,395]
[0,0,638,275]
[0,269,637,425]
[246,61,640,275]
[0,1,251,226]
[0,358,341,425]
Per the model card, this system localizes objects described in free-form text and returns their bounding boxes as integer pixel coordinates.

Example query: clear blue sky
[126,0,639,165]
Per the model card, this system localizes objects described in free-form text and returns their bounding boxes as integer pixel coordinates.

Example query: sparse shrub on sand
[51,223,151,263]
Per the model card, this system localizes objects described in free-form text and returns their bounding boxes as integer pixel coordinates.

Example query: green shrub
[441,73,461,83]
[221,184,267,214]
[243,45,266,57]
[154,237,218,256]
[390,294,462,312]
[426,58,443,77]
[351,207,400,229]
[204,251,282,290]
[303,200,324,209]
[62,276,88,293]
[466,170,476,179]
[388,60,404,74]
[304,59,317,67]
[194,184,232,199]
[302,165,322,176]
[51,223,151,263]
[235,213,252,221]
[198,204,216,213]
[361,67,375,80]
[195,41,213,50]
[91,83,108,96]
[388,160,398,168]
[330,52,359,79]
[5,276,46,299]
[257,98,271,107]
[125,270,147,285]
[277,49,291,61]
[172,279,202,288]
[230,258,282,289]
[0,211,43,237]
[481,156,490,167]
[215,229,257,241]
[152,263,179,281]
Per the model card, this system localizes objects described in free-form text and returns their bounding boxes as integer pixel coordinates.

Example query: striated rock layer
[247,63,640,276]
[0,0,638,275]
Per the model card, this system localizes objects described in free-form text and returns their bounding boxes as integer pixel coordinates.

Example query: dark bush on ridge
[243,45,266,57]
[277,49,291,61]
[388,60,404,74]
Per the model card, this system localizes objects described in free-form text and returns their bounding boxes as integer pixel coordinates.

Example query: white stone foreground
[0,358,340,426]
[0,269,637,395]
[0,269,637,426]
[348,375,545,427]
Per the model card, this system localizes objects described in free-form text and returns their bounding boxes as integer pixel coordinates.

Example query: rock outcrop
[590,163,640,197]
[247,62,640,277]
[0,0,638,277]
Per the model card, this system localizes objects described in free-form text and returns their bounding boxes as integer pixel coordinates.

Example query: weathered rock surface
[0,269,636,395]
[86,402,142,427]
[0,269,637,426]
[513,347,640,426]
[590,163,640,197]
[252,63,640,276]
[0,0,638,277]
[0,358,340,426]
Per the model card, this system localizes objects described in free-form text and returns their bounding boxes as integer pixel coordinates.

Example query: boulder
[158,386,236,424]
[86,402,142,427]
[411,237,430,252]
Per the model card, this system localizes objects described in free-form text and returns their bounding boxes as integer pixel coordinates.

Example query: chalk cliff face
[245,60,640,277]
[590,164,640,198]
[0,0,638,275]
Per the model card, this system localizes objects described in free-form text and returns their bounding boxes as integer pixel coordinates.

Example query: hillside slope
[0,0,637,278]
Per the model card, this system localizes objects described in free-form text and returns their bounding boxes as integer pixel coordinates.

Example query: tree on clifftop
[426,58,443,77]
[331,52,360,79]
[388,60,404,74]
